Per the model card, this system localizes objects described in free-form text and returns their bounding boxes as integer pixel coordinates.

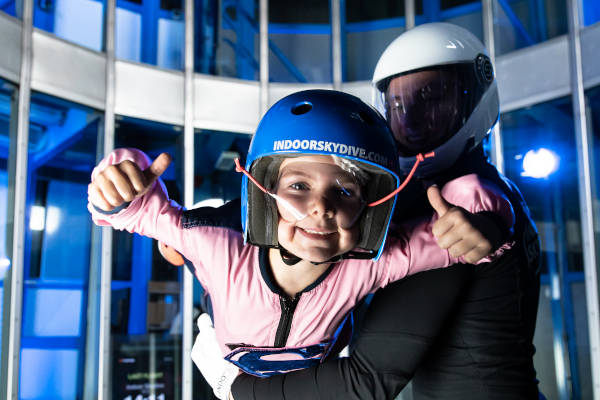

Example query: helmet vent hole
[291,102,313,115]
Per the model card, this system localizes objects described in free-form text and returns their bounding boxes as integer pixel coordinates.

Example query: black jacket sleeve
[231,264,472,400]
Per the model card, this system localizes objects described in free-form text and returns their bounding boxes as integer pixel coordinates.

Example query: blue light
[521,148,559,179]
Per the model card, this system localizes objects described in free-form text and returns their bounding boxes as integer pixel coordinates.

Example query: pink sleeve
[440,174,515,232]
[87,148,214,287]
[375,218,458,287]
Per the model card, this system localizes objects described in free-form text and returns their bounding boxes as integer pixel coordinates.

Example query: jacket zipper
[274,294,300,347]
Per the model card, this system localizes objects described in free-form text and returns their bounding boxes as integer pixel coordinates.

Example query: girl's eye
[290,182,308,191]
[338,187,357,198]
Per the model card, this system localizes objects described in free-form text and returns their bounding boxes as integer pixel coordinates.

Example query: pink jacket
[89,148,514,377]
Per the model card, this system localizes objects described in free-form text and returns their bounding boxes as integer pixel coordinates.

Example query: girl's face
[274,155,364,263]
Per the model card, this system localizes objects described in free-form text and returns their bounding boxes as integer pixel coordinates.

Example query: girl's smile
[275,155,363,264]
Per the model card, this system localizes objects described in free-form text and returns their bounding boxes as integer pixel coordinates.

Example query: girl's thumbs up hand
[88,152,172,212]
[427,185,501,264]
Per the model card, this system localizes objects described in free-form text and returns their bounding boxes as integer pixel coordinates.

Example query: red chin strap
[234,151,435,208]
[367,151,434,207]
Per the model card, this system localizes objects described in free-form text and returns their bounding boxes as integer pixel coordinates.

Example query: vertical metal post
[82,118,107,399]
[567,0,600,397]
[182,0,195,398]
[259,0,269,115]
[98,0,116,398]
[331,0,342,90]
[404,0,415,30]
[547,183,573,400]
[0,0,33,398]
[482,0,505,174]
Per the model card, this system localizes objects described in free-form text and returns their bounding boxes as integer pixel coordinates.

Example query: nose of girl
[309,195,335,219]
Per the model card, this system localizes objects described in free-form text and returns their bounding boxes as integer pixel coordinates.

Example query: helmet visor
[382,63,488,156]
[273,157,366,230]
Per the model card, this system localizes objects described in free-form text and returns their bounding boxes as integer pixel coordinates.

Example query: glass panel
[344,0,406,82]
[492,0,568,56]
[0,78,15,388]
[191,129,251,391]
[500,97,593,399]
[1,0,19,17]
[20,91,100,399]
[268,0,330,83]
[20,349,80,399]
[116,0,185,70]
[415,0,484,43]
[111,116,183,399]
[583,0,600,26]
[33,0,106,51]
[588,84,600,251]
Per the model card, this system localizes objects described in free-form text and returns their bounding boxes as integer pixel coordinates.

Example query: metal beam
[404,0,415,30]
[98,0,116,398]
[567,0,600,397]
[482,0,504,174]
[331,0,342,89]
[0,0,33,397]
[259,0,268,114]
[182,0,195,397]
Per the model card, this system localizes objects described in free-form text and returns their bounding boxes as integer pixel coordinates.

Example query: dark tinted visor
[383,62,490,156]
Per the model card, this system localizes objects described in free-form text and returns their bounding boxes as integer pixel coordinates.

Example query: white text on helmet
[272,139,388,166]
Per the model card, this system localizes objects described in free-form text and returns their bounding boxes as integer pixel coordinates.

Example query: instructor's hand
[192,313,239,400]
[88,153,171,211]
[427,185,502,264]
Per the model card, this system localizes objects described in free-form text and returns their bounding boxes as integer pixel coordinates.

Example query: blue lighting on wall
[521,148,559,179]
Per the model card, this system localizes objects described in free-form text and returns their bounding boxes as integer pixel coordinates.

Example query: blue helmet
[241,89,400,261]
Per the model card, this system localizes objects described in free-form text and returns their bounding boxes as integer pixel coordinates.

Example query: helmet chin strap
[277,244,376,266]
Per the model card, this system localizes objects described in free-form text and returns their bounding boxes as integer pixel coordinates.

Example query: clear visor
[374,63,486,157]
[273,157,366,229]
[236,152,433,229]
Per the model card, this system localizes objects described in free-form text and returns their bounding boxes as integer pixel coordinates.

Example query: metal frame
[182,0,194,397]
[0,0,32,398]
[259,0,268,115]
[97,0,115,398]
[330,0,342,89]
[567,0,600,398]
[482,0,505,174]
[405,0,415,30]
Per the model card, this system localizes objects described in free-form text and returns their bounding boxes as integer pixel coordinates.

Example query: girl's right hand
[88,152,172,211]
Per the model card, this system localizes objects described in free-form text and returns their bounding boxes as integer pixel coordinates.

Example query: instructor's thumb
[427,185,452,217]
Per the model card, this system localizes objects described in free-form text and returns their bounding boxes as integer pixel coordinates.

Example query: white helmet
[372,22,499,178]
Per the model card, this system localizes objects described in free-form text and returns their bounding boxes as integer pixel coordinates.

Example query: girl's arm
[87,147,215,286]
[379,179,515,285]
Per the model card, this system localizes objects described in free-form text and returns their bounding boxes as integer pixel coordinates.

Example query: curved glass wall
[195,0,259,79]
[110,116,184,399]
[116,0,185,70]
[415,0,484,42]
[344,0,406,82]
[33,0,106,51]
[500,97,593,399]
[1,0,18,17]
[268,0,331,83]
[19,91,100,399]
[492,0,568,56]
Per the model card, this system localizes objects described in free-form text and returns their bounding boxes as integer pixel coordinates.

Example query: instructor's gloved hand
[191,313,239,400]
